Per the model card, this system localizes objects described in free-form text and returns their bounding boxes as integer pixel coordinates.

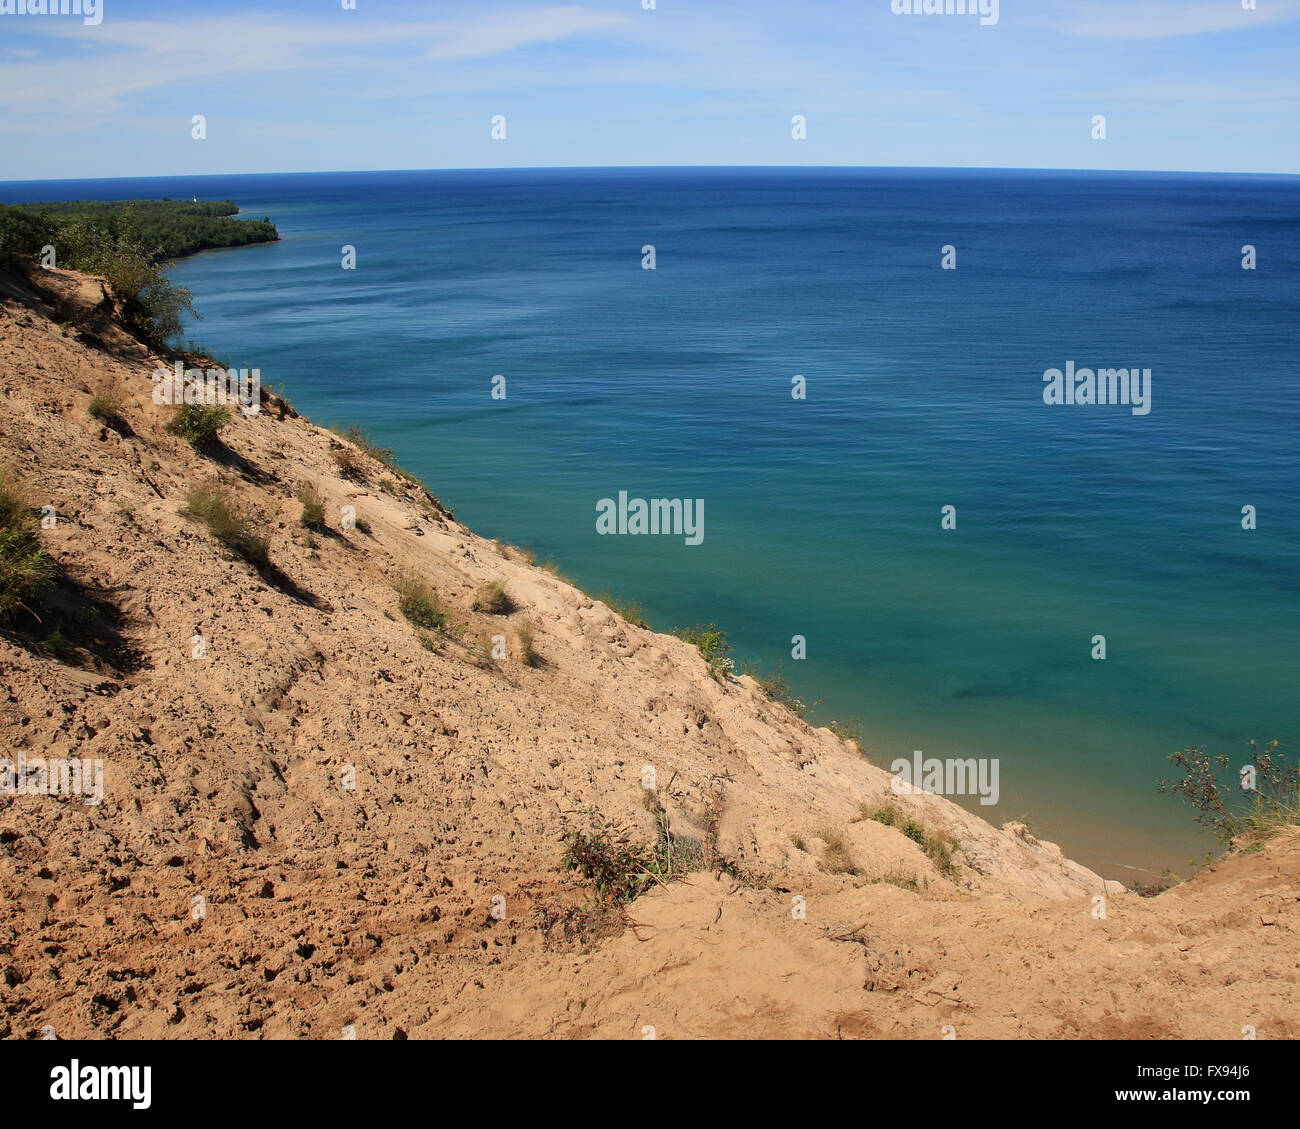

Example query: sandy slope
[0,260,1295,1040]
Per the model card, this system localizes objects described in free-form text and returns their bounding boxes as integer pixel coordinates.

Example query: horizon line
[3,163,1299,188]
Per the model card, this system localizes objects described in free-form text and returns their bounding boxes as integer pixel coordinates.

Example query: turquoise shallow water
[6,167,1297,879]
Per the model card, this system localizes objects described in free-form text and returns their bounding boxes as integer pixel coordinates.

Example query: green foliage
[858,803,960,878]
[598,591,649,628]
[393,573,446,630]
[516,626,537,667]
[0,199,277,260]
[827,717,864,748]
[818,827,859,875]
[472,580,513,615]
[168,403,230,448]
[670,623,733,676]
[742,658,816,717]
[0,465,55,622]
[1158,741,1298,847]
[560,814,657,906]
[87,378,127,427]
[182,484,270,568]
[297,482,326,529]
[329,426,408,480]
[0,199,277,348]
[562,778,747,907]
[0,206,55,258]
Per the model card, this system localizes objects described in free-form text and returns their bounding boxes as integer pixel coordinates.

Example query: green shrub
[755,661,812,717]
[560,816,657,906]
[858,803,959,878]
[168,403,230,448]
[393,573,445,630]
[331,444,363,481]
[88,378,127,426]
[818,827,859,875]
[182,484,269,568]
[1158,741,1298,847]
[472,580,513,615]
[598,592,649,628]
[670,623,733,676]
[0,466,55,622]
[828,717,864,749]
[297,482,326,529]
[517,626,537,667]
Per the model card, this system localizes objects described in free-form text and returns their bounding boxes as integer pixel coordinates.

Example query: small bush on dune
[394,573,445,630]
[88,378,127,427]
[828,717,864,750]
[858,803,959,878]
[598,592,649,629]
[671,623,733,677]
[297,482,326,529]
[168,403,230,448]
[182,484,269,568]
[331,444,364,481]
[755,661,816,718]
[1159,740,1298,848]
[472,580,513,615]
[0,466,55,622]
[517,626,538,667]
[560,816,657,906]
[817,827,859,876]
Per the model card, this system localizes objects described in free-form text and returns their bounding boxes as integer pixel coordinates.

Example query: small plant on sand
[393,573,445,631]
[1131,869,1180,897]
[516,626,537,667]
[858,803,960,878]
[560,811,658,906]
[699,771,734,870]
[168,403,230,448]
[331,444,363,481]
[472,580,514,615]
[745,659,818,717]
[330,426,408,480]
[297,481,326,529]
[670,623,733,678]
[872,869,922,893]
[599,592,649,629]
[0,465,55,622]
[182,484,269,568]
[828,717,864,750]
[818,827,859,876]
[378,477,398,496]
[88,379,127,427]
[540,557,573,583]
[1158,740,1298,848]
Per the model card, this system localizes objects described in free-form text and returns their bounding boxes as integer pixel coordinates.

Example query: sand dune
[0,259,1295,1039]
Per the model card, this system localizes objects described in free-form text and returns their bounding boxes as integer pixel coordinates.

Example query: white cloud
[0,6,631,113]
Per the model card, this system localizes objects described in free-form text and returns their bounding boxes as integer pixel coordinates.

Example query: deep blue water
[5,167,1298,878]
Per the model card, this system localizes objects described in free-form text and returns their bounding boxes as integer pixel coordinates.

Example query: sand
[0,258,1295,1039]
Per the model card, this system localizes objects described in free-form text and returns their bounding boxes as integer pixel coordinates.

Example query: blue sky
[1,0,1298,179]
